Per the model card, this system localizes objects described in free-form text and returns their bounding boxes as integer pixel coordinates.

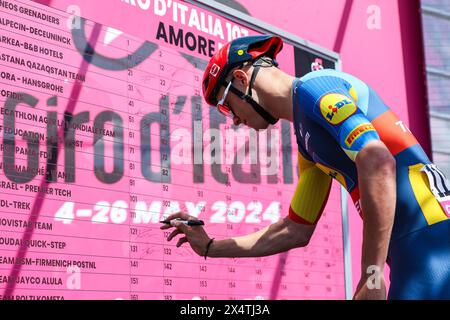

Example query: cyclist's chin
[244,119,270,131]
[257,122,271,131]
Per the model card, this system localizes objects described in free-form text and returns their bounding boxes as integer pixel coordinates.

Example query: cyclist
[161,35,450,300]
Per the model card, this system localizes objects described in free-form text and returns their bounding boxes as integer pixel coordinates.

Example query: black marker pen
[160,219,205,226]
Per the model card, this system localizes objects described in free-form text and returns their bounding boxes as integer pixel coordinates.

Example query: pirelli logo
[345,123,375,148]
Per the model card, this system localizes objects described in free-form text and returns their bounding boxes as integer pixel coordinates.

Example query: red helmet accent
[202,35,283,106]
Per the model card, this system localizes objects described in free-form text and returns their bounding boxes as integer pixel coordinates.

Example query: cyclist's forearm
[208,218,307,258]
[356,141,396,276]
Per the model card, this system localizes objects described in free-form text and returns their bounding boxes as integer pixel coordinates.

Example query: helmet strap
[243,58,279,125]
[228,84,279,125]
[247,64,260,98]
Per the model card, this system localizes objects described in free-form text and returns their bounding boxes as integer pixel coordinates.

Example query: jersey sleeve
[289,152,332,225]
[309,86,381,161]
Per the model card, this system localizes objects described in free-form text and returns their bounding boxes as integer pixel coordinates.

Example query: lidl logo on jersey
[319,93,357,125]
[345,123,376,147]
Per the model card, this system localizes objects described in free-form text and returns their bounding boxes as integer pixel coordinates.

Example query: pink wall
[0,0,346,300]
[234,0,430,293]
[0,0,428,299]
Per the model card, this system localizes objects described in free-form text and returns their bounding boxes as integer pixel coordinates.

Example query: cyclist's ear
[232,69,249,86]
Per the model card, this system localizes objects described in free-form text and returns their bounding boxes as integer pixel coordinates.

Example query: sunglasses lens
[216,82,235,119]
[218,104,233,118]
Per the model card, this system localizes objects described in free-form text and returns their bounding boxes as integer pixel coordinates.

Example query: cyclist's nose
[233,116,242,126]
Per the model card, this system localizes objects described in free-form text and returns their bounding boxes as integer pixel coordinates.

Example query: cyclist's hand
[160,212,211,257]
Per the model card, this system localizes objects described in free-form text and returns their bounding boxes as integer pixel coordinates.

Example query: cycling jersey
[289,69,450,299]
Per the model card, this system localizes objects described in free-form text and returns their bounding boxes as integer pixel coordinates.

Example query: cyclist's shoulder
[297,69,368,89]
[299,68,344,81]
[299,68,348,82]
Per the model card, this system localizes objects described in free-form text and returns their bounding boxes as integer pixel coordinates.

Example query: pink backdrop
[0,0,429,299]
[0,0,346,299]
